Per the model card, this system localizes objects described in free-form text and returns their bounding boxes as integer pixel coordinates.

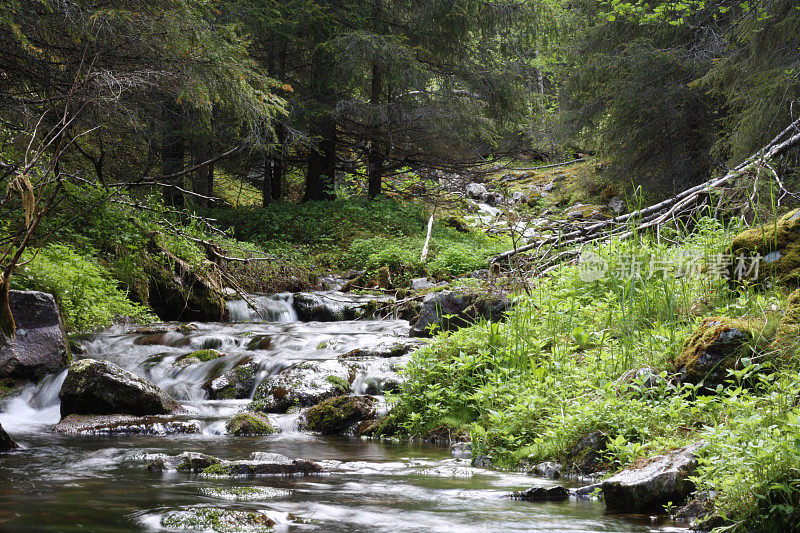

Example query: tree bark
[192,139,214,207]
[303,117,336,201]
[162,104,185,207]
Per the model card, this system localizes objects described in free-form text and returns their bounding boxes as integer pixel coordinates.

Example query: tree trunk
[192,140,214,207]
[263,124,285,206]
[367,0,385,199]
[0,275,15,340]
[303,117,336,201]
[162,104,185,207]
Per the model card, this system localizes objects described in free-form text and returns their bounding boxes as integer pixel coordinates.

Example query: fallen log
[492,118,800,264]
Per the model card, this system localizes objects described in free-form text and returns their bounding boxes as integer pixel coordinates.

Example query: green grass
[386,215,800,530]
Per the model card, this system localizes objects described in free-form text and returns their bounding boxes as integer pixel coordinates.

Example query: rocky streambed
[0,290,688,532]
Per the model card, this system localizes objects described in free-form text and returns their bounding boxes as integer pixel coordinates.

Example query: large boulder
[409,290,512,337]
[730,208,800,285]
[59,359,182,418]
[302,395,376,435]
[249,360,353,413]
[0,290,70,380]
[673,317,758,388]
[602,443,701,512]
[0,423,18,452]
[465,182,489,199]
[509,486,569,502]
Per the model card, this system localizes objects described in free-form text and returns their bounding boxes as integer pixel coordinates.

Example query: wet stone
[160,507,275,532]
[509,486,570,502]
[148,452,220,473]
[55,414,200,435]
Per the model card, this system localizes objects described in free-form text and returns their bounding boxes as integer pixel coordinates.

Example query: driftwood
[492,117,800,264]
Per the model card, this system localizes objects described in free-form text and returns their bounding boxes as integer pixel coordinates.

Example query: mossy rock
[773,289,800,351]
[324,375,351,395]
[303,395,376,435]
[730,208,800,286]
[160,507,274,532]
[174,349,226,367]
[673,317,764,388]
[204,362,258,400]
[225,411,277,436]
[443,215,471,233]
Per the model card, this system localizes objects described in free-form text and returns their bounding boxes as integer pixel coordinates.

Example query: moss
[200,486,291,500]
[673,316,766,386]
[160,507,275,531]
[225,412,277,436]
[0,378,24,399]
[201,463,233,477]
[443,215,470,233]
[773,289,800,352]
[175,349,226,366]
[377,266,391,289]
[324,375,351,395]
[730,209,800,285]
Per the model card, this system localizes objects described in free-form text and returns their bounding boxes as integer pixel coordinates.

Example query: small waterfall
[226,293,297,323]
[0,369,67,432]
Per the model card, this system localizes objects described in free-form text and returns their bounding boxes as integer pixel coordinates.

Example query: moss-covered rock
[174,349,226,366]
[160,507,274,532]
[225,412,277,436]
[59,358,182,417]
[773,289,800,351]
[204,361,258,400]
[200,486,291,500]
[730,208,800,286]
[303,395,376,435]
[566,430,608,475]
[249,360,353,413]
[148,451,220,472]
[673,317,762,388]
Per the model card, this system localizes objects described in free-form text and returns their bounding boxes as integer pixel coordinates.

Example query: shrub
[13,243,154,331]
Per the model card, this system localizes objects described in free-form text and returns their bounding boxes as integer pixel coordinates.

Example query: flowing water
[0,292,687,532]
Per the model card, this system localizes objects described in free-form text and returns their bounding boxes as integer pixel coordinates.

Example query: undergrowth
[387,215,800,530]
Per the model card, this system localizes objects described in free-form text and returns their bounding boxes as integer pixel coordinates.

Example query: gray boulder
[532,461,562,479]
[410,290,512,337]
[0,290,70,380]
[465,182,488,199]
[409,277,437,291]
[602,443,701,512]
[206,452,322,477]
[59,359,182,418]
[0,423,18,452]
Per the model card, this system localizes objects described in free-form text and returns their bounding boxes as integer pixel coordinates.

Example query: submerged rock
[509,486,570,502]
[174,349,226,366]
[148,451,220,472]
[200,486,291,500]
[602,443,701,512]
[673,317,758,388]
[160,507,275,532]
[226,412,276,436]
[203,361,259,400]
[409,290,512,337]
[566,430,608,475]
[0,290,70,381]
[303,395,376,435]
[249,360,352,413]
[202,452,322,477]
[293,293,365,321]
[59,359,182,418]
[0,423,18,452]
[56,414,199,435]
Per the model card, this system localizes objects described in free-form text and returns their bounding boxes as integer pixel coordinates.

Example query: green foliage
[13,244,154,332]
[387,215,800,526]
